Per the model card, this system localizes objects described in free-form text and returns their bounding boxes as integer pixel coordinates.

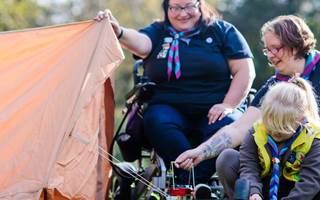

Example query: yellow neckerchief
[253,121,320,181]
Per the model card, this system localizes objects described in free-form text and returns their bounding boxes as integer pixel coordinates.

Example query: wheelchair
[107,60,256,200]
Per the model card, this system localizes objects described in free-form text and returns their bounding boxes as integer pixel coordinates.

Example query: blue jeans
[143,104,243,184]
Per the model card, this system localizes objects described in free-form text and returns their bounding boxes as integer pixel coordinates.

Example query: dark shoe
[194,183,212,200]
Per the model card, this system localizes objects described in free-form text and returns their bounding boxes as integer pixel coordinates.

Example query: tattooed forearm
[202,132,233,160]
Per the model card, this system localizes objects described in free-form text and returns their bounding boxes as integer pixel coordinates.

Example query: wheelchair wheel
[107,172,120,200]
[106,162,154,200]
[106,170,134,200]
[209,173,225,200]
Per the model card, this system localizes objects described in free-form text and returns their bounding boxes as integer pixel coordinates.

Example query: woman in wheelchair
[95,0,255,185]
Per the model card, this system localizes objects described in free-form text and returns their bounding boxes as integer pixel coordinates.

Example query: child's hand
[250,194,262,200]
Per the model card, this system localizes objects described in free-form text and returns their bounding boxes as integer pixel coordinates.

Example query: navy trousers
[143,104,243,184]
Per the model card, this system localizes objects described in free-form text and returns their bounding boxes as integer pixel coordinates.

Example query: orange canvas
[0,19,124,199]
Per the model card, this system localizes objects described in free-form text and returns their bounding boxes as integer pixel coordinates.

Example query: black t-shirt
[138,20,253,115]
[251,61,320,108]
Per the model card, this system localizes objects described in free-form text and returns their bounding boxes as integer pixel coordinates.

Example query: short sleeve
[250,77,278,108]
[138,21,163,52]
[132,22,163,60]
[213,20,253,59]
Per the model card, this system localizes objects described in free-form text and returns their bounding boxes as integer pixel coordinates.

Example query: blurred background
[2,0,320,124]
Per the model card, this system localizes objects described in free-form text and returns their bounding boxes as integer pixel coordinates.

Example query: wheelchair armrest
[125,81,156,104]
[133,59,144,85]
[249,88,257,95]
[244,88,257,107]
[113,162,137,180]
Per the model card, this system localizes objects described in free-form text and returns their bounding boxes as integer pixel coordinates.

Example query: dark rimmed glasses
[168,1,200,15]
[262,46,283,56]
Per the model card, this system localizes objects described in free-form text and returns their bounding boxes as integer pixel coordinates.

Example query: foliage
[103,0,163,111]
[2,0,320,122]
[219,0,320,88]
[90,0,320,106]
[0,0,50,31]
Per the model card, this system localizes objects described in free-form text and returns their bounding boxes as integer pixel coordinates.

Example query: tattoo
[202,132,233,160]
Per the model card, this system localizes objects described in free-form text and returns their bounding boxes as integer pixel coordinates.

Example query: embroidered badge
[157,37,172,59]
[287,152,296,164]
[206,37,213,44]
[164,37,173,43]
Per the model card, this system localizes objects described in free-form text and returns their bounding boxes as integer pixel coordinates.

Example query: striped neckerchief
[275,49,320,81]
[166,26,200,81]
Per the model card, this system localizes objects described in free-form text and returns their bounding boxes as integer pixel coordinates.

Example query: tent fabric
[0,19,124,199]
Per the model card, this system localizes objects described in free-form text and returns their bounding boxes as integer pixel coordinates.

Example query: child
[239,77,320,200]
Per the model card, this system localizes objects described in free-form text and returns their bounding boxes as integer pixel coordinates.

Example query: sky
[36,0,85,24]
[37,0,67,5]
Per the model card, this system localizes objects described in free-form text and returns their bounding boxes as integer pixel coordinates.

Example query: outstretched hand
[94,9,122,37]
[174,148,204,171]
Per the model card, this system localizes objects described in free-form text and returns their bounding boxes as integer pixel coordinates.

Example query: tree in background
[84,0,320,107]
[219,0,320,88]
[0,0,50,31]
[101,0,163,109]
[2,0,320,120]
[37,0,164,123]
[71,0,164,115]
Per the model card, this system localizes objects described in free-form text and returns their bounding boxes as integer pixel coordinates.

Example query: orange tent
[0,19,124,199]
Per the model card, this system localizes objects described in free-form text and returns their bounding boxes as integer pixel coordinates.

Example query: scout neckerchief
[276,49,320,81]
[267,122,306,200]
[167,26,200,81]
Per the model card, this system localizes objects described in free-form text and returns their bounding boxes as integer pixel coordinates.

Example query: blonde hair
[261,77,319,136]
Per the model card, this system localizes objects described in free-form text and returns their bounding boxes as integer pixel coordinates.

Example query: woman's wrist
[222,102,236,109]
[117,27,124,39]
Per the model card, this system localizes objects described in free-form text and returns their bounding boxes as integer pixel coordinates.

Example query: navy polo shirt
[251,61,320,108]
[138,20,253,115]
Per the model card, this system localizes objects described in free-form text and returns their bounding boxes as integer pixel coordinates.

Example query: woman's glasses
[262,46,283,56]
[168,1,200,15]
